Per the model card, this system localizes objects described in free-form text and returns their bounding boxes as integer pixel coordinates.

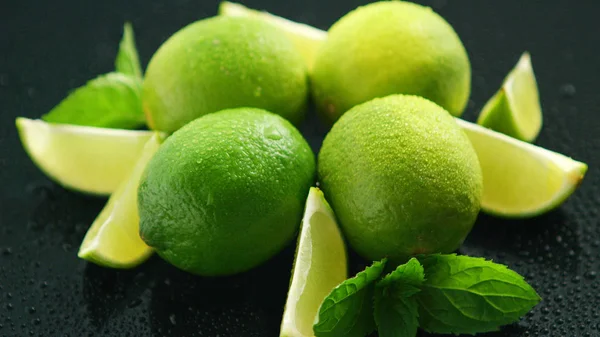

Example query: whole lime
[318,94,482,262]
[312,1,471,123]
[143,16,308,133]
[138,108,315,276]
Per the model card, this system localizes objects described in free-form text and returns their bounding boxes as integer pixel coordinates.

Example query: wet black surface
[1,0,600,336]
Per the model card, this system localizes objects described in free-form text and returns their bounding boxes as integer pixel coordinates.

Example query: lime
[457,119,587,217]
[78,134,164,268]
[311,1,471,124]
[218,1,326,71]
[280,187,347,337]
[143,16,308,133]
[138,108,316,276]
[477,52,542,142]
[16,117,161,195]
[318,95,483,263]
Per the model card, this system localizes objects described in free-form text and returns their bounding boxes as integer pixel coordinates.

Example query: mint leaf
[115,22,143,79]
[42,72,145,129]
[416,254,541,335]
[374,258,424,337]
[313,259,387,337]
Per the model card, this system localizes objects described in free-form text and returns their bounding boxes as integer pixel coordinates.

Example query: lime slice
[477,52,542,142]
[16,118,160,195]
[280,187,347,337]
[457,119,587,218]
[219,1,326,71]
[78,133,164,268]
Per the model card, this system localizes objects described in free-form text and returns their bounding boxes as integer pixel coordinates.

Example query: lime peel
[78,133,164,268]
[457,118,586,217]
[478,52,542,142]
[280,187,347,337]
[16,117,161,195]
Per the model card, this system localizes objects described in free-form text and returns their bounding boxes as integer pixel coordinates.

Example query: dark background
[1,0,600,336]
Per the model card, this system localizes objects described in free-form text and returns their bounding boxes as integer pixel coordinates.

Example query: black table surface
[1,0,600,336]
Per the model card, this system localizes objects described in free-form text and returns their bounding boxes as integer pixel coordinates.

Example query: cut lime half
[477,52,542,142]
[78,133,164,268]
[16,118,162,195]
[219,1,326,71]
[457,119,586,218]
[280,187,347,337]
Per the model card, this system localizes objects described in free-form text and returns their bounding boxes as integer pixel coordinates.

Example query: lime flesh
[477,52,542,142]
[78,133,164,268]
[16,118,161,195]
[457,119,586,217]
[280,187,347,337]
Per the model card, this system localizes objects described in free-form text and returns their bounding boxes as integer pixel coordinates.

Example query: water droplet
[253,86,262,97]
[263,125,283,141]
[27,307,36,314]
[560,83,576,98]
[586,271,597,279]
[2,247,12,256]
[169,314,176,325]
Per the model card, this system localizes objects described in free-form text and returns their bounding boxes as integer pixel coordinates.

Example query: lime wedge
[477,52,542,142]
[457,119,587,218]
[219,1,326,71]
[78,133,164,268]
[16,118,161,195]
[280,187,347,337]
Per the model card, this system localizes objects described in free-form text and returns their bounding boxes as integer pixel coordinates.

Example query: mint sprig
[115,22,143,79]
[42,22,145,129]
[374,258,424,337]
[42,72,144,129]
[416,254,541,335]
[312,254,541,337]
[313,259,387,337]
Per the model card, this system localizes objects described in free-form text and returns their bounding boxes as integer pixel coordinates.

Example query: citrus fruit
[457,119,587,217]
[16,117,162,195]
[280,187,347,337]
[138,108,316,276]
[311,1,471,124]
[318,95,482,262]
[78,133,164,268]
[477,52,542,142]
[218,1,327,71]
[143,16,308,133]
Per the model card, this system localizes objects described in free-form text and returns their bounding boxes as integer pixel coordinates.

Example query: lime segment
[16,118,161,195]
[78,133,164,268]
[477,52,542,142]
[457,119,586,217]
[280,187,347,337]
[218,1,326,71]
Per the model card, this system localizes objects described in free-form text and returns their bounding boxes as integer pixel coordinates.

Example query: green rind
[311,1,471,124]
[318,95,483,263]
[143,16,308,133]
[138,108,316,276]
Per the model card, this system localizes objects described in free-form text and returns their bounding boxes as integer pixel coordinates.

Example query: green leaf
[416,254,541,335]
[374,258,424,337]
[115,22,143,78]
[313,259,387,337]
[42,72,145,129]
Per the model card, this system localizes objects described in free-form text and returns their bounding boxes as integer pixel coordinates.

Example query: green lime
[218,2,327,72]
[138,108,316,276]
[311,1,471,124]
[78,134,164,268]
[477,52,542,142]
[143,16,308,133]
[457,119,587,217]
[318,95,482,262]
[280,187,347,337]
[16,117,162,195]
